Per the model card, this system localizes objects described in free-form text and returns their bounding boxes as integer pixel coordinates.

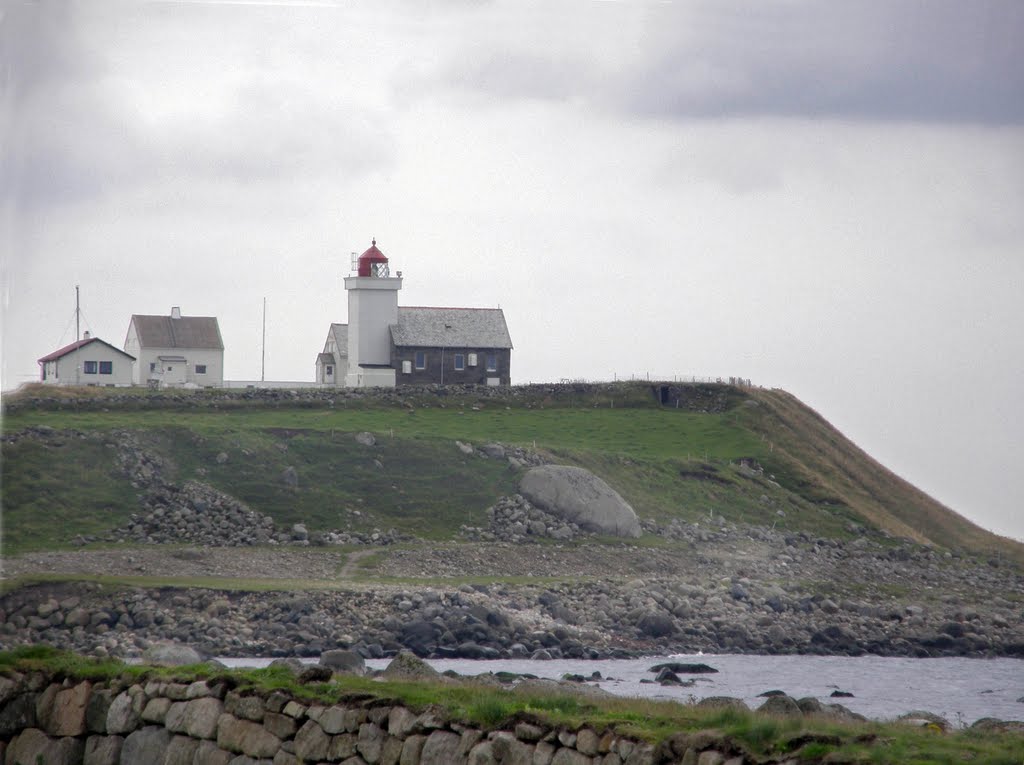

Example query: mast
[261,297,266,383]
[75,285,81,385]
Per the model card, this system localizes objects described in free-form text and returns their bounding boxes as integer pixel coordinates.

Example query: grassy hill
[2,381,1021,563]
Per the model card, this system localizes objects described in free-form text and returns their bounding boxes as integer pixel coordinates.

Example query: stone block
[106,688,143,735]
[551,748,593,765]
[142,697,173,724]
[184,696,225,739]
[399,734,427,765]
[421,729,465,765]
[358,721,385,763]
[84,734,124,765]
[263,711,298,739]
[122,725,173,764]
[164,733,201,765]
[388,706,417,738]
[576,728,600,755]
[194,739,235,765]
[330,732,358,760]
[294,719,331,761]
[217,713,282,758]
[6,727,85,765]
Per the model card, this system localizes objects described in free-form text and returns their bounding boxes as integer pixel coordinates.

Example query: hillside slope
[2,381,1021,565]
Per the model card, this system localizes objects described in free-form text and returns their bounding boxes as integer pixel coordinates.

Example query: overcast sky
[3,1,1022,541]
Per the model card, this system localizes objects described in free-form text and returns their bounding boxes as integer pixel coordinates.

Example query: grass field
[3,382,1022,563]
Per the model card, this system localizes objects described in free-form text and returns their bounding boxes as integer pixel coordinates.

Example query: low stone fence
[0,668,783,765]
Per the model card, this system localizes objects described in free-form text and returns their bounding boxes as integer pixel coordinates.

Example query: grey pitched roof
[316,352,335,364]
[390,307,512,349]
[329,323,348,357]
[130,315,224,350]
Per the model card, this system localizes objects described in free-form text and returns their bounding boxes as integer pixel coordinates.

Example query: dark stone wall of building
[391,346,511,386]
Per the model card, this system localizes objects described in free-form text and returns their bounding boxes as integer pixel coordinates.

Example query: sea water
[217,654,1024,726]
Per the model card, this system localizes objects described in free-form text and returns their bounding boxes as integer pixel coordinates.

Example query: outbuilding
[37,333,136,387]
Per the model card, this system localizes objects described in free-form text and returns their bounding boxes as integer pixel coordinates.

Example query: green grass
[3,647,1022,763]
[1,437,138,551]
[4,382,1023,564]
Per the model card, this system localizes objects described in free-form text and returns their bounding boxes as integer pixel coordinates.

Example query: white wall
[42,345,134,387]
[135,347,224,387]
[344,275,401,386]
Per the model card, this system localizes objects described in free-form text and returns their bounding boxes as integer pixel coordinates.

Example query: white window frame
[467,353,477,367]
[486,353,498,372]
[402,360,412,374]
[414,351,426,370]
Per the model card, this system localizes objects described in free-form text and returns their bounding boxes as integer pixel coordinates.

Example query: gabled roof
[38,337,136,364]
[129,315,224,350]
[390,307,512,349]
[328,323,348,357]
[316,352,335,364]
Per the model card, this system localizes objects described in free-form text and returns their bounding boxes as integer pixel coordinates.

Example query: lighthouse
[344,239,403,387]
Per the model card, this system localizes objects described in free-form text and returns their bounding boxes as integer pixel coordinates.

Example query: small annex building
[124,307,224,387]
[316,240,512,388]
[37,333,136,387]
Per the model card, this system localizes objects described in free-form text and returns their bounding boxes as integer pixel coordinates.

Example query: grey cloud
[3,4,395,213]
[423,1,1024,124]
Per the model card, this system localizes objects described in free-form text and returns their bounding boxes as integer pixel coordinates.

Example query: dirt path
[337,549,378,578]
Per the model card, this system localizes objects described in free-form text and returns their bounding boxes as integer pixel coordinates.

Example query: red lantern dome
[357,239,390,277]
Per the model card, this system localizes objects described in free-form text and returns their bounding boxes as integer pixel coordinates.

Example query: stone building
[316,240,512,387]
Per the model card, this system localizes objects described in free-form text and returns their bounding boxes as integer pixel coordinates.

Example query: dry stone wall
[0,668,800,765]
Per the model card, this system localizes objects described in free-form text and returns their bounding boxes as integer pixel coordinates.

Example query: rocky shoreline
[3,529,1023,661]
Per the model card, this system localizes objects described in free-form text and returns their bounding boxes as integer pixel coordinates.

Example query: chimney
[83,331,91,339]
[171,306,182,320]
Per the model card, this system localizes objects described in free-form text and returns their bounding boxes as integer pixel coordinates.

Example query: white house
[316,240,512,387]
[37,333,136,387]
[124,307,224,387]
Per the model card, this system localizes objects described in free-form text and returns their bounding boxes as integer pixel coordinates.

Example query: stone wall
[0,668,778,765]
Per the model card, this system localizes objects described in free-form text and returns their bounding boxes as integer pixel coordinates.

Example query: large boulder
[519,466,641,538]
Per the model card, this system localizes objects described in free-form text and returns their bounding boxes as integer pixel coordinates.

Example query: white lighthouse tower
[344,239,403,387]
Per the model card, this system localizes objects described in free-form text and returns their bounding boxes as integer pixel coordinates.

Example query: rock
[696,697,749,711]
[6,727,84,765]
[48,680,91,736]
[758,695,802,715]
[381,650,440,681]
[649,662,718,674]
[895,711,951,731]
[637,612,674,638]
[106,689,144,735]
[355,432,376,447]
[420,729,464,765]
[217,715,282,758]
[479,443,506,459]
[970,717,1024,733]
[142,641,204,666]
[319,649,366,675]
[121,726,173,763]
[519,465,641,537]
[294,719,331,761]
[84,733,123,764]
[281,467,298,488]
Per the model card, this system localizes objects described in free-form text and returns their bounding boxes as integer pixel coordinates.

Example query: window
[414,351,426,370]
[454,354,465,371]
[325,365,333,375]
[84,361,98,374]
[486,353,497,372]
[150,362,156,373]
[402,360,412,374]
[195,364,207,374]
[99,361,113,375]
[467,353,478,367]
